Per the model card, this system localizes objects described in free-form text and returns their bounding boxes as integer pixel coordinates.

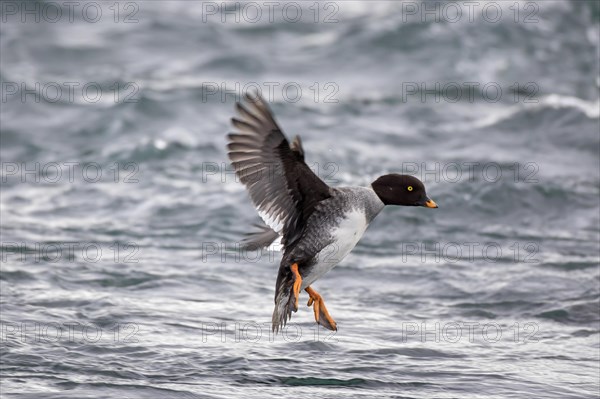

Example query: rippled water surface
[1,1,599,398]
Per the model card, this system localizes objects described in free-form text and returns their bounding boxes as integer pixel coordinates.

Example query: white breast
[301,208,369,288]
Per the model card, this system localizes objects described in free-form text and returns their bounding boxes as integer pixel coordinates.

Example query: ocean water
[1,1,599,398]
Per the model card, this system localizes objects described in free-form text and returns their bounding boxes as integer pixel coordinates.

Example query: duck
[227,93,438,333]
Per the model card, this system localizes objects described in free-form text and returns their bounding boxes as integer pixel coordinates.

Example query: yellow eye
[407,186,413,192]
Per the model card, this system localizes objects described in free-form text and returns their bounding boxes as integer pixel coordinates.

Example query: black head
[372,174,438,208]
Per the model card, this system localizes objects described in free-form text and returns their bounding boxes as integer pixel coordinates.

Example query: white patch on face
[302,207,369,288]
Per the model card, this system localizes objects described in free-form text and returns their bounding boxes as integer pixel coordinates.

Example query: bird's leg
[290,263,302,312]
[305,286,338,331]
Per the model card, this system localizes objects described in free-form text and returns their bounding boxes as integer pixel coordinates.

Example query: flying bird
[227,93,438,332]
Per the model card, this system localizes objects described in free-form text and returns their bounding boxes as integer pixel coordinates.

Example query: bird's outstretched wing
[227,93,331,248]
[239,134,305,250]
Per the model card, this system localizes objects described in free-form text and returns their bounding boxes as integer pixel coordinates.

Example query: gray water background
[1,1,599,398]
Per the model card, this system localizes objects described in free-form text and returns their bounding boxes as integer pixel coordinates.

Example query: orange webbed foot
[305,286,337,331]
[290,263,302,312]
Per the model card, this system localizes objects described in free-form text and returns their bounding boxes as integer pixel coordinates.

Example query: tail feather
[240,223,281,250]
[271,264,298,333]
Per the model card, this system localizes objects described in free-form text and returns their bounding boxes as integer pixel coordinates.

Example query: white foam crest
[540,94,600,119]
[470,94,600,129]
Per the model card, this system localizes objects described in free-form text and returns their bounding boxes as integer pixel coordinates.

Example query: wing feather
[227,93,331,247]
